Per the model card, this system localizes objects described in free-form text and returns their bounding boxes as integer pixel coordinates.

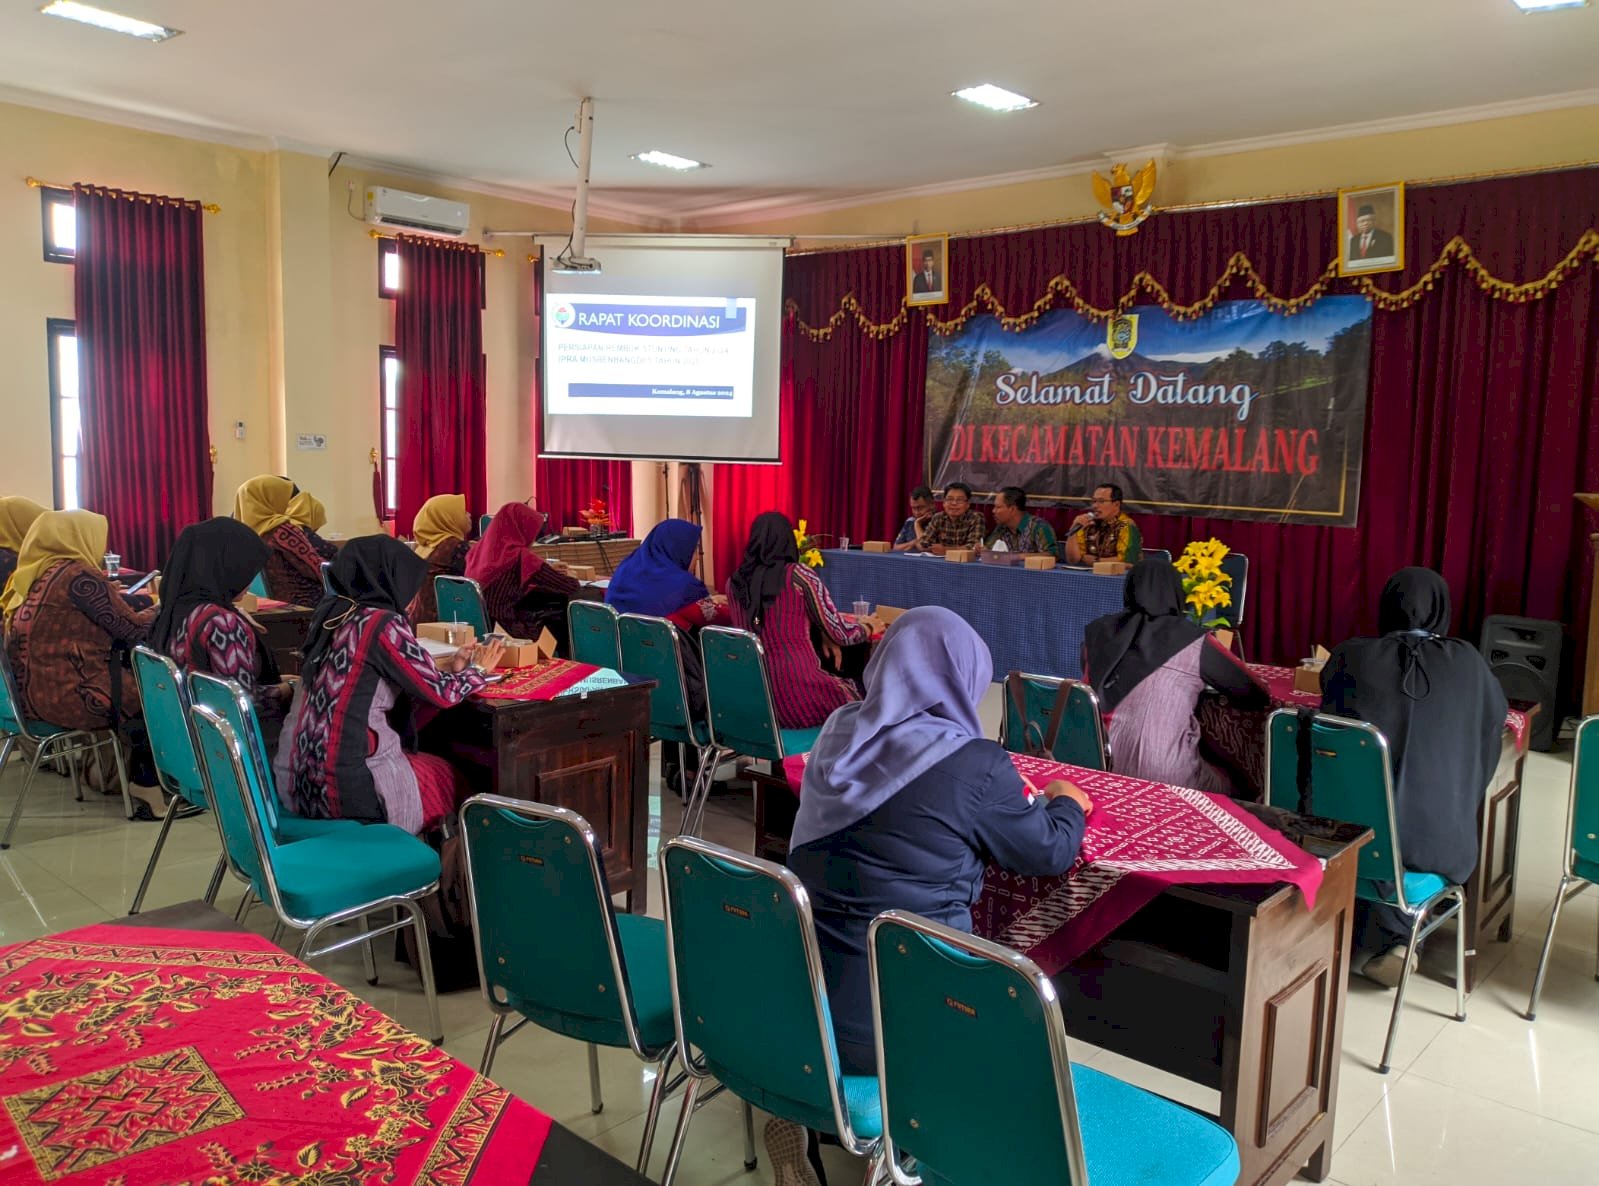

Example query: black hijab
[1321,567,1508,885]
[150,518,274,671]
[729,511,799,628]
[301,535,428,675]
[1081,559,1206,712]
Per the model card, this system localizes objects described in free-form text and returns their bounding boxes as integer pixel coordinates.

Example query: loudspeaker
[1479,615,1562,751]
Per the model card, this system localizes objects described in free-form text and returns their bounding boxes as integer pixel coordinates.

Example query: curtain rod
[26,176,220,214]
[366,227,505,258]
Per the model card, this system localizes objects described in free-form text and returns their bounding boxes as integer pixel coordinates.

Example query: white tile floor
[2,692,1597,1186]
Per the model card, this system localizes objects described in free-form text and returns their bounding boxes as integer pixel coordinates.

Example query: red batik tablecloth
[781,751,1322,975]
[1197,663,1532,797]
[0,924,550,1185]
[473,659,627,702]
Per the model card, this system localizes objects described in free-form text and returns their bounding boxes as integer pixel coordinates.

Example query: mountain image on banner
[924,297,1373,527]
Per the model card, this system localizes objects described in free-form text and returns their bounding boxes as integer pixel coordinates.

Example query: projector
[552,255,602,276]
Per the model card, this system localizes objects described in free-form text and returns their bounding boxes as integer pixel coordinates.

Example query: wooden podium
[1578,494,1599,715]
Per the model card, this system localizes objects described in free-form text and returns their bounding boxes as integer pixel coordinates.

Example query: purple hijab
[795,606,992,847]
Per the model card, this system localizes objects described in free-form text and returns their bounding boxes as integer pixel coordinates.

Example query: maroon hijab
[466,503,548,589]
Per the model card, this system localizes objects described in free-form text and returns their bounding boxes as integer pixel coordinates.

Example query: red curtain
[529,272,632,533]
[394,235,486,537]
[714,168,1599,677]
[73,184,210,569]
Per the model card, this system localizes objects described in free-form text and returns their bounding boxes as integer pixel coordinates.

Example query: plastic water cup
[103,553,121,577]
[840,537,850,550]
[852,600,871,618]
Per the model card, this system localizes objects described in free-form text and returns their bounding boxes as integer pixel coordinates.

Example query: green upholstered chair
[569,599,623,670]
[1526,715,1599,1020]
[657,836,886,1186]
[479,513,494,536]
[319,561,334,597]
[617,613,714,818]
[460,795,680,1175]
[434,574,488,638]
[246,570,269,598]
[869,910,1241,1186]
[0,646,132,848]
[1266,708,1467,1072]
[189,702,444,1042]
[695,625,822,836]
[1000,672,1110,771]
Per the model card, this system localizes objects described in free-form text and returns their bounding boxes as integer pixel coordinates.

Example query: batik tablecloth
[474,659,628,702]
[781,751,1322,975]
[0,924,550,1185]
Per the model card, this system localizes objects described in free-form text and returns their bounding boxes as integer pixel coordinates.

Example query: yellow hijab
[287,491,328,533]
[234,475,295,536]
[0,496,47,553]
[2,509,109,621]
[413,494,470,560]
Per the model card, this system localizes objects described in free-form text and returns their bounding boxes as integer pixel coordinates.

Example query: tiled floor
[3,693,1597,1185]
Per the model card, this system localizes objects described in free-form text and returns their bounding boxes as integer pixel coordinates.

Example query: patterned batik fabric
[0,923,551,1184]
[261,523,326,608]
[409,538,470,625]
[1080,514,1143,562]
[171,604,264,702]
[480,565,579,641]
[727,563,867,729]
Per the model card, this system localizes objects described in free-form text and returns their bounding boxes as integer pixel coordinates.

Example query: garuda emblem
[1092,160,1158,236]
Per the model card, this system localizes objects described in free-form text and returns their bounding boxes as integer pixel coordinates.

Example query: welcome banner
[925,297,1373,526]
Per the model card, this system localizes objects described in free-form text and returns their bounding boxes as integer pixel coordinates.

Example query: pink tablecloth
[781,751,1323,975]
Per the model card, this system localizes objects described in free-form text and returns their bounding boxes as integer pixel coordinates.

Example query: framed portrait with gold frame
[1337,182,1405,277]
[905,233,949,306]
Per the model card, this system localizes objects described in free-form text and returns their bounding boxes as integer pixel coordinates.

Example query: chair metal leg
[1378,908,1429,1074]
[681,746,721,838]
[203,855,228,906]
[66,745,83,801]
[233,889,256,921]
[1526,878,1582,1020]
[359,915,378,985]
[274,920,287,947]
[128,802,181,914]
[1,743,50,849]
[104,734,133,820]
[400,897,444,1045]
[1452,891,1468,1022]
[479,1012,508,1076]
[659,1075,703,1186]
[587,1042,604,1114]
[0,735,14,784]
[636,1046,677,1175]
[742,1098,757,1171]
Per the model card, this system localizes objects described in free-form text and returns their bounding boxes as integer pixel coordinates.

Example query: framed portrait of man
[1337,182,1405,277]
[906,233,949,306]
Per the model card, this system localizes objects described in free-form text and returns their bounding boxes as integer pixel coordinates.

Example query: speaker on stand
[1479,615,1562,751]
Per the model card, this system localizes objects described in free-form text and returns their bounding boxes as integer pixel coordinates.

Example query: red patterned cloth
[781,751,1322,975]
[409,752,470,832]
[475,659,610,702]
[1198,662,1530,797]
[0,923,550,1185]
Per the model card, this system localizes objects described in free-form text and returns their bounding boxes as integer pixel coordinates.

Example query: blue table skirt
[817,551,1127,682]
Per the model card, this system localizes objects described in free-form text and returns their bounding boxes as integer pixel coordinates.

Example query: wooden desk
[422,677,653,912]
[255,604,314,675]
[531,536,640,577]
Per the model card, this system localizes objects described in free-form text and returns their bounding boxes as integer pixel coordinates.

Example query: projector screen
[539,235,787,462]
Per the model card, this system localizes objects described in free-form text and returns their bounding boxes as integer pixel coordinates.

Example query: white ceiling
[0,0,1594,225]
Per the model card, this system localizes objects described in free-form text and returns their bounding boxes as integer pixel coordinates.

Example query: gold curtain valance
[789,229,1599,342]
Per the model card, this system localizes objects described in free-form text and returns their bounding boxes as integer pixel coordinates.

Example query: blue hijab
[605,519,708,617]
[795,606,991,848]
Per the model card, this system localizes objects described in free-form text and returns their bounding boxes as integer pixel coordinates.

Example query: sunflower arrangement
[1172,538,1233,627]
[794,519,824,568]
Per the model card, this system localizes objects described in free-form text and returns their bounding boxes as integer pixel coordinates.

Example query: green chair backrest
[247,570,269,598]
[1266,709,1405,893]
[869,912,1087,1186]
[434,575,488,637]
[1143,547,1172,563]
[460,796,645,1053]
[188,673,286,839]
[131,647,207,807]
[618,613,695,746]
[479,513,494,536]
[660,837,851,1136]
[189,705,277,895]
[569,600,623,669]
[1000,673,1108,771]
[699,626,784,762]
[1566,716,1599,878]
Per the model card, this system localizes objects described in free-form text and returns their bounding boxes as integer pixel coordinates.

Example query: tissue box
[945,549,975,563]
[497,628,558,669]
[419,621,478,647]
[862,541,892,553]
[1023,554,1057,571]
[1092,560,1131,576]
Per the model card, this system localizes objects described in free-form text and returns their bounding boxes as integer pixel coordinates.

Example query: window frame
[47,318,80,510]
[378,239,399,298]
[40,185,76,263]
[379,345,400,521]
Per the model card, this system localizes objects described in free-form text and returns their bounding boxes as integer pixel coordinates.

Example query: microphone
[1064,517,1090,538]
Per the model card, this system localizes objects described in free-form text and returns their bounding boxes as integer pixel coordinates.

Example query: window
[378,239,400,297]
[40,186,76,263]
[47,319,83,510]
[379,346,400,519]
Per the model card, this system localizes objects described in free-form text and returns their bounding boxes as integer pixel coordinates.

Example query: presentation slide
[545,294,757,419]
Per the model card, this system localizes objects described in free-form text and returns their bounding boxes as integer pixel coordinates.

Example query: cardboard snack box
[234,591,258,613]
[1023,554,1057,571]
[1293,645,1331,694]
[877,605,908,625]
[495,628,558,668]
[419,621,478,647]
[1092,560,1131,576]
[945,549,976,563]
[862,540,893,553]
[566,564,597,581]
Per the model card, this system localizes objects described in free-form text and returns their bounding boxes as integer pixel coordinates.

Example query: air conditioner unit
[364,187,470,238]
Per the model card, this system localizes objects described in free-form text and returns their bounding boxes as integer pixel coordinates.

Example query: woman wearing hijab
[775,608,1092,1180]
[727,511,876,728]
[274,536,504,833]
[1082,558,1268,793]
[606,518,725,627]
[0,496,47,589]
[3,510,156,735]
[1321,567,1507,986]
[234,475,325,607]
[409,494,474,624]
[466,502,579,652]
[286,490,339,561]
[150,518,293,748]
